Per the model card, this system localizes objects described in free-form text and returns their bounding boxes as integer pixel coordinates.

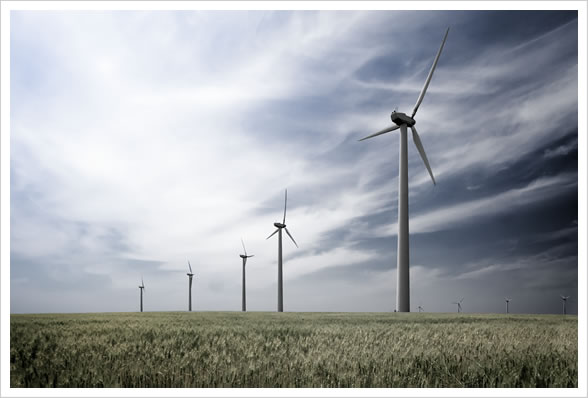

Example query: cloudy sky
[9,9,579,314]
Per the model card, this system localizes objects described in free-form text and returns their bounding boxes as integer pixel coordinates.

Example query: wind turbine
[560,295,570,315]
[452,298,463,313]
[266,189,298,312]
[359,27,449,312]
[505,297,511,314]
[138,277,145,312]
[239,239,254,312]
[187,261,194,311]
[418,305,424,313]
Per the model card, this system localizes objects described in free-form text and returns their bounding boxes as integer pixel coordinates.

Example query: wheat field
[10,311,577,388]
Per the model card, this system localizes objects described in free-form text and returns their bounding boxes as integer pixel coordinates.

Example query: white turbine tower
[187,261,194,311]
[267,189,298,312]
[452,298,463,313]
[239,239,254,312]
[138,277,145,312]
[560,295,570,315]
[359,28,449,312]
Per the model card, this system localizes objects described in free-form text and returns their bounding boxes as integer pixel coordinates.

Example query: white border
[576,1,587,396]
[1,1,586,397]
[0,0,585,11]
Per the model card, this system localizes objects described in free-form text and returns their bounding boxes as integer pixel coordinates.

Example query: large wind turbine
[266,189,298,312]
[452,298,463,313]
[187,261,194,311]
[359,28,449,312]
[505,297,511,314]
[239,239,254,312]
[560,295,570,315]
[139,277,145,312]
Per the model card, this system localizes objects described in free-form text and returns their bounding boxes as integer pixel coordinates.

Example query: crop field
[10,311,577,388]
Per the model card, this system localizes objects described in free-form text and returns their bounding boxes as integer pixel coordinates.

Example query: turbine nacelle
[240,239,254,261]
[391,111,416,127]
[274,222,286,228]
[187,273,194,277]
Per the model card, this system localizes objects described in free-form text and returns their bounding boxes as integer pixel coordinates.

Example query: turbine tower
[560,295,570,315]
[359,28,449,312]
[505,297,511,314]
[239,239,254,312]
[138,277,145,312]
[187,261,194,311]
[452,298,463,313]
[266,189,298,312]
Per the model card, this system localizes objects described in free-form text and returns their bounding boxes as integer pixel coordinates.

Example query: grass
[10,311,577,388]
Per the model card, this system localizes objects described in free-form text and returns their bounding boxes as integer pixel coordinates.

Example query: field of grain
[10,311,577,388]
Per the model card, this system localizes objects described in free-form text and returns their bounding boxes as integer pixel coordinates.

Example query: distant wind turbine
[139,277,145,312]
[505,298,511,314]
[359,28,450,312]
[239,239,254,312]
[266,189,298,312]
[187,261,194,311]
[452,298,463,313]
[418,305,424,313]
[560,295,570,315]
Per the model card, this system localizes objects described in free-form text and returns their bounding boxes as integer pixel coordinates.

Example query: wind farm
[7,8,580,390]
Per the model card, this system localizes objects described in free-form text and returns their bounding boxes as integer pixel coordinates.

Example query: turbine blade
[283,189,287,224]
[266,229,279,240]
[284,227,298,248]
[241,238,247,256]
[248,255,255,258]
[411,126,436,185]
[411,27,450,118]
[188,260,193,274]
[358,125,400,141]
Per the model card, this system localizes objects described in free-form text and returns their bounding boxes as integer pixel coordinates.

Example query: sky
[8,9,580,314]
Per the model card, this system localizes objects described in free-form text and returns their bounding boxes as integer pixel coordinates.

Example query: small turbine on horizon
[560,295,570,315]
[139,277,145,312]
[418,305,424,313]
[452,298,463,313]
[505,297,511,314]
[239,239,254,312]
[359,28,450,312]
[266,189,298,312]
[187,261,195,312]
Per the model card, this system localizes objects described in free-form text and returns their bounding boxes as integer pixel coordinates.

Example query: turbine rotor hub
[391,111,416,127]
[274,222,285,228]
